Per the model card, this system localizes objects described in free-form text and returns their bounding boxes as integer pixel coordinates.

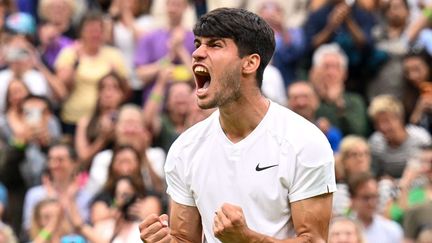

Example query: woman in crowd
[55,10,128,135]
[75,71,130,168]
[90,145,161,225]
[328,216,366,243]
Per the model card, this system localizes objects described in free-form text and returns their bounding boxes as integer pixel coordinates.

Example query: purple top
[134,29,195,66]
[42,36,73,70]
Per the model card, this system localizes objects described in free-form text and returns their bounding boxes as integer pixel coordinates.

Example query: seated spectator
[55,10,128,135]
[332,135,372,216]
[22,142,92,237]
[328,216,366,243]
[143,69,194,153]
[134,0,195,105]
[416,226,432,243]
[309,43,369,137]
[75,71,130,169]
[402,50,432,133]
[0,222,17,243]
[287,80,343,152]
[257,0,306,87]
[303,0,380,94]
[386,145,432,224]
[348,172,403,243]
[87,104,165,197]
[90,147,161,223]
[368,94,431,179]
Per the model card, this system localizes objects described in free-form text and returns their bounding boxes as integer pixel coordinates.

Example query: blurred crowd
[0,0,431,242]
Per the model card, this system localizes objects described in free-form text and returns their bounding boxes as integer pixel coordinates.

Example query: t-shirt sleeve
[54,47,76,70]
[288,130,337,203]
[164,145,195,206]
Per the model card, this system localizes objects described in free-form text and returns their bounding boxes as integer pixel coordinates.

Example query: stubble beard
[198,64,242,109]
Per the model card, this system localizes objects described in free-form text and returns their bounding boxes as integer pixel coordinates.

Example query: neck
[359,213,374,227]
[219,90,269,143]
[82,43,99,56]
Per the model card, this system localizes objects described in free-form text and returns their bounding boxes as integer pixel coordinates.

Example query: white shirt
[262,65,288,106]
[364,214,403,243]
[0,69,50,114]
[166,101,336,242]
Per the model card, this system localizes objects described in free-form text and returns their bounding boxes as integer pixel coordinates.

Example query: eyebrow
[194,37,225,46]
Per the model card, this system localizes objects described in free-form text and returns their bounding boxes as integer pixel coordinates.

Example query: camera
[24,107,42,125]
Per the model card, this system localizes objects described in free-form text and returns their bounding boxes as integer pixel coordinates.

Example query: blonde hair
[335,135,370,180]
[368,95,404,120]
[38,0,76,20]
[329,216,366,243]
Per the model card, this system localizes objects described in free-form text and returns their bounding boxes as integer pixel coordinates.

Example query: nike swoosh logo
[255,163,279,171]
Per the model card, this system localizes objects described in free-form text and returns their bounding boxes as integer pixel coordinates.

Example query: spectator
[106,0,156,105]
[386,145,432,225]
[287,80,343,152]
[368,94,431,179]
[28,198,70,243]
[55,10,128,135]
[257,0,306,87]
[87,104,165,197]
[303,0,379,93]
[309,43,369,137]
[261,64,288,106]
[348,172,403,243]
[36,20,73,72]
[328,216,366,243]
[134,0,195,105]
[367,0,410,101]
[0,94,61,236]
[0,222,17,243]
[38,0,77,39]
[332,135,372,216]
[402,50,432,133]
[90,147,161,224]
[75,71,130,168]
[22,142,92,237]
[143,69,194,153]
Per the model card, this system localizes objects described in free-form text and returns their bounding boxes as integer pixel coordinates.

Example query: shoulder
[24,185,45,200]
[406,125,432,142]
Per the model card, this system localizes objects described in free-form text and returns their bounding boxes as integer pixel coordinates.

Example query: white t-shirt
[165,101,336,242]
[0,69,50,114]
[364,214,403,243]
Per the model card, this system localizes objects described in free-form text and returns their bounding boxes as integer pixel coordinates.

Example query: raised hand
[139,214,171,243]
[213,203,251,243]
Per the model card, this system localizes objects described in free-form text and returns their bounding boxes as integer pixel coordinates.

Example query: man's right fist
[139,214,171,243]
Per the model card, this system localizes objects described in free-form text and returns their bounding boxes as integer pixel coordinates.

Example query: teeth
[194,66,208,74]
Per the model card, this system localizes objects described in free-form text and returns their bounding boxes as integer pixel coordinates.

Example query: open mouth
[194,65,211,90]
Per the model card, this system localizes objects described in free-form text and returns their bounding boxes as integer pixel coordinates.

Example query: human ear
[242,54,260,75]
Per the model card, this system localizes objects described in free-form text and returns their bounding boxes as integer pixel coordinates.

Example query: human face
[47,146,75,181]
[7,80,28,108]
[403,56,430,87]
[112,149,140,177]
[80,20,104,51]
[38,201,60,227]
[328,220,361,243]
[352,180,379,219]
[313,53,346,90]
[192,37,243,109]
[287,83,318,120]
[344,143,371,176]
[386,0,408,27]
[114,178,135,206]
[99,76,124,110]
[166,82,193,116]
[373,111,404,143]
[115,109,151,148]
[166,0,187,25]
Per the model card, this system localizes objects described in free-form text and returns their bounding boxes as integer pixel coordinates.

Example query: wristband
[150,93,164,103]
[38,229,52,240]
[423,8,432,22]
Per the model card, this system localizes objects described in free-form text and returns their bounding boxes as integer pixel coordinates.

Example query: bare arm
[345,16,367,47]
[214,193,333,243]
[139,200,202,243]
